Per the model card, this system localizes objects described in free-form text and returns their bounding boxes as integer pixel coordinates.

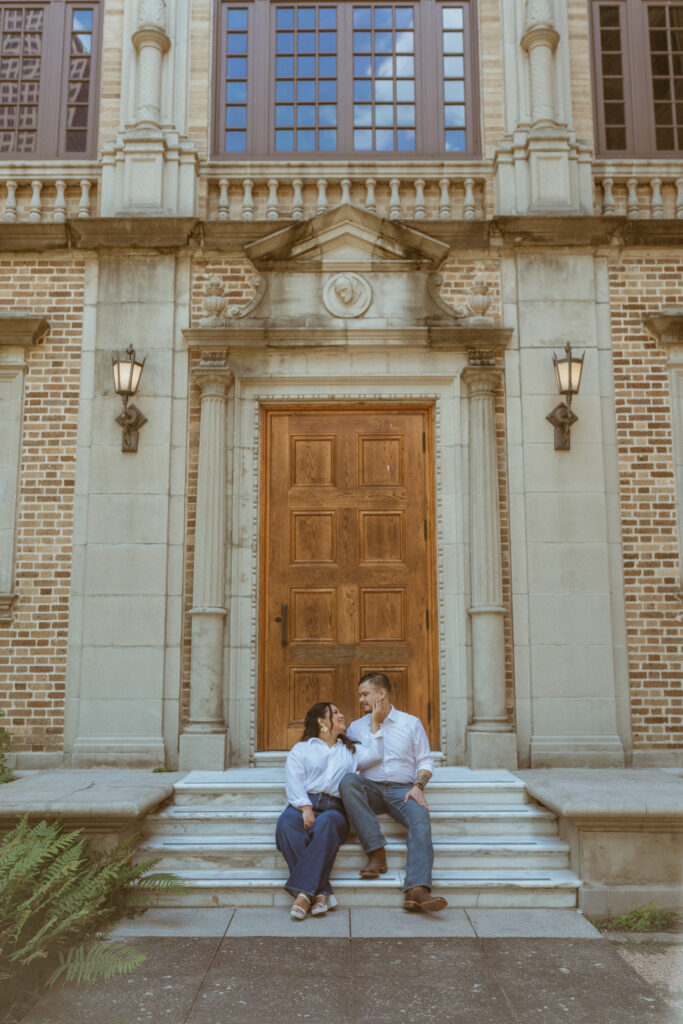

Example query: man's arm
[404,718,434,807]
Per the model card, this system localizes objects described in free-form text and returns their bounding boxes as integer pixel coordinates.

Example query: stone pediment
[244,203,449,271]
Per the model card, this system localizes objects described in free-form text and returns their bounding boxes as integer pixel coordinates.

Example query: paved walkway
[21,910,681,1024]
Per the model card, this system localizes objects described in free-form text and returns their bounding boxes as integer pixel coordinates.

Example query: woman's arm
[355,729,383,771]
[284,745,312,810]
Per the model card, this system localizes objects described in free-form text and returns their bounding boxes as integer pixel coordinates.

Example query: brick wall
[608,252,682,750]
[0,257,84,752]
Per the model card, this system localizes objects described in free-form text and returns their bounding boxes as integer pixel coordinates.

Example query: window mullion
[337,2,353,155]
[629,0,653,154]
[37,1,63,158]
[416,0,436,155]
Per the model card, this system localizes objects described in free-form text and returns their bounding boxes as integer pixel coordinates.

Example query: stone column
[521,0,560,128]
[179,362,234,770]
[132,0,170,128]
[462,366,517,768]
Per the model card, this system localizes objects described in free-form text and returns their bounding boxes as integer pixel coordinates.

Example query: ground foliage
[593,903,681,933]
[0,709,14,784]
[0,816,183,1021]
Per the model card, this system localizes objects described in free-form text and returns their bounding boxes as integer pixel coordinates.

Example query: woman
[276,699,383,919]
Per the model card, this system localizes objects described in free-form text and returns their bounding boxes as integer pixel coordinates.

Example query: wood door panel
[291,511,337,564]
[359,510,406,563]
[260,407,437,750]
[289,588,337,642]
[359,588,407,641]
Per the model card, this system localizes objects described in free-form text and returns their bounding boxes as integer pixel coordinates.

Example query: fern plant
[0,709,14,784]
[0,816,184,1021]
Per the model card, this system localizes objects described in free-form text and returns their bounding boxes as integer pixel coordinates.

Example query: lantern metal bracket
[116,402,147,453]
[546,401,578,451]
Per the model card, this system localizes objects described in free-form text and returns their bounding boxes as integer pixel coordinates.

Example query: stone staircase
[140,768,580,908]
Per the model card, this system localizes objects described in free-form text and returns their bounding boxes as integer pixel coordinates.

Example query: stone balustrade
[0,164,100,223]
[201,162,493,222]
[594,161,683,219]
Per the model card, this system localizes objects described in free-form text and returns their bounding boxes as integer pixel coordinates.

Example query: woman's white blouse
[285,732,383,809]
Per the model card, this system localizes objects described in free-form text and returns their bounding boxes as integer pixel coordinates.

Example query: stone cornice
[1,216,683,254]
[184,324,513,352]
[0,313,50,347]
[643,311,683,347]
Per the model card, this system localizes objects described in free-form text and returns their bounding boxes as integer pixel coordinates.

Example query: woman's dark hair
[301,702,356,752]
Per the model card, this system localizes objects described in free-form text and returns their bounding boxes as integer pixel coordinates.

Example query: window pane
[396,102,414,125]
[319,103,336,124]
[375,8,392,28]
[277,8,294,28]
[353,8,372,28]
[319,8,336,28]
[444,79,464,102]
[297,102,315,125]
[228,80,247,102]
[297,128,315,147]
[445,128,466,150]
[276,105,294,126]
[319,79,336,100]
[397,127,415,148]
[225,129,246,150]
[275,128,294,148]
[396,79,414,100]
[375,127,393,148]
[318,127,336,148]
[605,126,626,149]
[228,33,247,53]
[318,55,336,75]
[354,127,372,147]
[226,106,246,127]
[73,10,92,31]
[297,31,316,52]
[395,7,413,28]
[298,8,315,28]
[442,7,463,29]
[298,55,315,75]
[228,8,248,29]
[375,102,393,125]
[277,31,294,50]
[65,129,86,151]
[354,79,371,100]
[655,125,675,147]
[375,79,393,100]
[228,56,247,76]
[297,80,315,100]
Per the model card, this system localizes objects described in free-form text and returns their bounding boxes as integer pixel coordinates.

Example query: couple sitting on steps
[275,672,448,919]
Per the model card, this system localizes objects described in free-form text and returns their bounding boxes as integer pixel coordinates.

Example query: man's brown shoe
[403,886,448,912]
[359,847,387,878]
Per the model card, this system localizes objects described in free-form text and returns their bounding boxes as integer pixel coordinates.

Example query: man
[341,672,447,913]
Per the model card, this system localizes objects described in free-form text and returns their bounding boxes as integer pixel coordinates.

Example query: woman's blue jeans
[275,792,349,899]
[339,773,434,890]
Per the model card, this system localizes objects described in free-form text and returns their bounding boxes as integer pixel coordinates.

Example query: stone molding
[644,311,683,348]
[0,313,50,348]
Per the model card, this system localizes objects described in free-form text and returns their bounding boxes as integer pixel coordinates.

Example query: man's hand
[404,785,429,808]
[301,805,315,830]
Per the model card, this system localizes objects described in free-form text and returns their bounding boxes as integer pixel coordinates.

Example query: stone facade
[0,0,681,771]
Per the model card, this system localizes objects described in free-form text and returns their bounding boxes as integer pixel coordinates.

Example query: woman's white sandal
[311,893,338,915]
[290,894,311,920]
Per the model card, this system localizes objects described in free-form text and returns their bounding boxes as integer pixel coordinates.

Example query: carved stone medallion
[322,272,372,318]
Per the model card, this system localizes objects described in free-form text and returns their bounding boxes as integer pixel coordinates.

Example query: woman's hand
[370,696,389,732]
[301,805,315,831]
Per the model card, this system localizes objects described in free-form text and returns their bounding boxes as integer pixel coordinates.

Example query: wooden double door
[259,405,438,749]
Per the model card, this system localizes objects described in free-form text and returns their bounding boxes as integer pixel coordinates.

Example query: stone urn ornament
[200,277,228,326]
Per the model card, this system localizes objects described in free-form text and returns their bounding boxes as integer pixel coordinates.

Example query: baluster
[78,179,91,218]
[439,177,451,220]
[676,177,683,219]
[650,177,663,220]
[29,179,43,223]
[340,177,352,205]
[601,168,615,215]
[3,179,17,223]
[413,178,425,219]
[217,178,230,221]
[389,178,401,220]
[463,177,476,220]
[54,179,67,222]
[626,176,639,219]
[292,178,304,220]
[242,178,254,220]
[266,178,279,220]
[364,177,376,213]
[316,178,328,214]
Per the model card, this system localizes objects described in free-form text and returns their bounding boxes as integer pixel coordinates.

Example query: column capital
[461,365,504,397]
[521,24,560,53]
[192,363,235,397]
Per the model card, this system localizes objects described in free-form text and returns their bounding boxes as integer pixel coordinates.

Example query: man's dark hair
[358,672,391,694]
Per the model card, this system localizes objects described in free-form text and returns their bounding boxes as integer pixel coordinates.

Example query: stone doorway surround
[179,206,516,770]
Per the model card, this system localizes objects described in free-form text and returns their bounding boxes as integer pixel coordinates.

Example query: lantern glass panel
[569,356,583,393]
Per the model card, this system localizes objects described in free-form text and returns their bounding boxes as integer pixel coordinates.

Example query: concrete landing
[20,913,679,1024]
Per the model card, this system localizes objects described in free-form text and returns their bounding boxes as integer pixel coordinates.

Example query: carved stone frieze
[322,272,372,318]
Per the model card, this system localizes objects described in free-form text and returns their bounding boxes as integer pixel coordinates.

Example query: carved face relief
[322,272,372,318]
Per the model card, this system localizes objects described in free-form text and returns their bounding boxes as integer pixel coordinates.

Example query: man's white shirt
[346,706,433,784]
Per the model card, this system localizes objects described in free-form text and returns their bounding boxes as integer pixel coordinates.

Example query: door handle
[276,602,288,646]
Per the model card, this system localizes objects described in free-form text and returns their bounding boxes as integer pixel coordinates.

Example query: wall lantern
[112,345,147,453]
[546,343,585,451]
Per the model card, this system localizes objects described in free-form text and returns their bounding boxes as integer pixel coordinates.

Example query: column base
[467,729,518,769]
[179,730,228,770]
[70,737,166,768]
[529,735,624,768]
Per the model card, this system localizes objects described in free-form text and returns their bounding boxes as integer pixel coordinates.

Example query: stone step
[141,867,580,909]
[146,805,558,838]
[139,834,570,872]
[173,769,528,808]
